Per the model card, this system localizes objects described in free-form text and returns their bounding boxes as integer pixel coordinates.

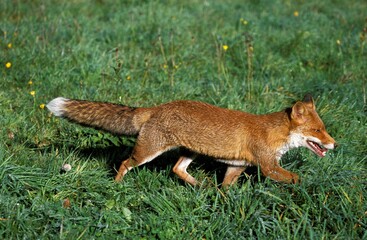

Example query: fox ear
[303,93,315,110]
[291,102,308,123]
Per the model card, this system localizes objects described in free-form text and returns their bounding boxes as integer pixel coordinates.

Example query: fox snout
[305,134,337,158]
[322,140,337,150]
[322,132,338,150]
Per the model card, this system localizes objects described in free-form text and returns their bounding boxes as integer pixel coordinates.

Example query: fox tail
[46,97,153,135]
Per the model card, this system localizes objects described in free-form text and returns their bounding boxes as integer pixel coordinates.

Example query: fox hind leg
[172,155,199,186]
[115,125,181,182]
[115,157,137,182]
[115,143,173,182]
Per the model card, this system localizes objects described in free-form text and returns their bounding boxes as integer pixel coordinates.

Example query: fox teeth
[307,140,327,157]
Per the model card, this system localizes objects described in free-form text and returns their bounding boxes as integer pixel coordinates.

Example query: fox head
[289,94,337,157]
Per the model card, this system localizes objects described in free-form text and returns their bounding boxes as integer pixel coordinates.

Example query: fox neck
[275,132,304,160]
[262,109,299,160]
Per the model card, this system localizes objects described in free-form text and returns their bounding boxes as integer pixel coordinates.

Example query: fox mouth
[307,140,328,157]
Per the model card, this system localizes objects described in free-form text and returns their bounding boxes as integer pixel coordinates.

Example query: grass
[1,0,366,238]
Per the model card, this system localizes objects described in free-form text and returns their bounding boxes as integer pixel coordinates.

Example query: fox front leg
[260,162,299,184]
[222,166,247,187]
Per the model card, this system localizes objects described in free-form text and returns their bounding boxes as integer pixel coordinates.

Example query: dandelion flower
[294,11,299,17]
[7,43,12,48]
[126,75,131,80]
[336,39,341,45]
[28,80,33,85]
[163,64,168,69]
[39,104,45,109]
[5,62,11,68]
[30,91,35,96]
[223,45,229,51]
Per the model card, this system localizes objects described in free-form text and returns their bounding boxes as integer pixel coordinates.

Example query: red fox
[47,94,336,186]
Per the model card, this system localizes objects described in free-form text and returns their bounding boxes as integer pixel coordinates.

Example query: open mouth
[307,140,328,157]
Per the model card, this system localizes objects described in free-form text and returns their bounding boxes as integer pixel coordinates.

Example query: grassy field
[1,0,366,239]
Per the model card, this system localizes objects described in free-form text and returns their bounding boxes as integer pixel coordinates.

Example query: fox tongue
[308,141,327,157]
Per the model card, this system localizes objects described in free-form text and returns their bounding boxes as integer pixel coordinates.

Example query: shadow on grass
[76,145,263,186]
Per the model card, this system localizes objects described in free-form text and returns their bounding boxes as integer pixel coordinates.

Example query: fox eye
[314,129,321,133]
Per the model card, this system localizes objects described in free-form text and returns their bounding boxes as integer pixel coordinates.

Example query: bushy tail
[46,97,154,135]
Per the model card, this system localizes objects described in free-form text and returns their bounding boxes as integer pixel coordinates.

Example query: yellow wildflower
[39,104,45,109]
[126,75,131,80]
[28,80,33,85]
[223,45,229,51]
[30,91,35,96]
[336,39,341,45]
[240,18,248,25]
[7,43,12,48]
[5,62,11,68]
[163,64,168,69]
[294,11,299,17]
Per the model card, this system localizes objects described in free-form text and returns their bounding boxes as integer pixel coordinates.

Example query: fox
[46,94,336,186]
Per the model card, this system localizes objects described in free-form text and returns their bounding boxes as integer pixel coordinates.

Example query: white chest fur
[276,132,305,160]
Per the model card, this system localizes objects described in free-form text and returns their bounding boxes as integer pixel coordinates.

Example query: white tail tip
[47,97,69,117]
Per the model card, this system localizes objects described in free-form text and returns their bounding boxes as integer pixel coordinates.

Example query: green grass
[1,0,366,238]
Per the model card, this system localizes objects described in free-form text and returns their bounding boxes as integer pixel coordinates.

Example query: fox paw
[291,173,300,184]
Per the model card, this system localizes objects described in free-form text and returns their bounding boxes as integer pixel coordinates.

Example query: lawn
[1,0,366,239]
